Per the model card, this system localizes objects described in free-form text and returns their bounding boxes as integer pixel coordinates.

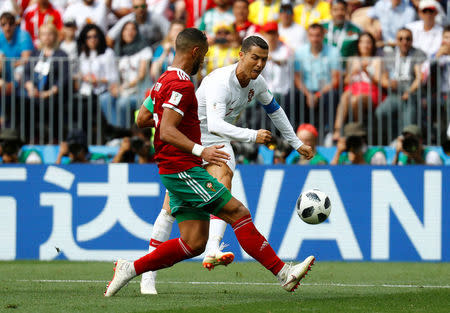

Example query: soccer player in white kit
[138,35,314,294]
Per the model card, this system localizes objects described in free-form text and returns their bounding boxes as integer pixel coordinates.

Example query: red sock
[232,215,285,275]
[134,238,194,275]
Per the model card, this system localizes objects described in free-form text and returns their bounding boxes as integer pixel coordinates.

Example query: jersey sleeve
[255,75,273,105]
[143,95,154,113]
[255,76,303,150]
[204,78,258,142]
[161,82,194,117]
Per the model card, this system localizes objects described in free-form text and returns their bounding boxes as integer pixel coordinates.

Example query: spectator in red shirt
[184,0,215,28]
[22,0,63,47]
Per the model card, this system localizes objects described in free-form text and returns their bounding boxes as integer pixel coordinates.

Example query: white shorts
[202,141,236,172]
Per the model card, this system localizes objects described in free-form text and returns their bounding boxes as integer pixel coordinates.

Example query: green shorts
[160,167,232,223]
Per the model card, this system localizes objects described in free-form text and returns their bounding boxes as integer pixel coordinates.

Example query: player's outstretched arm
[206,101,259,143]
[263,97,314,160]
[136,105,155,128]
[160,108,230,166]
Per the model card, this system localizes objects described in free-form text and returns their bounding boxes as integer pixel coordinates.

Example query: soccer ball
[296,189,331,224]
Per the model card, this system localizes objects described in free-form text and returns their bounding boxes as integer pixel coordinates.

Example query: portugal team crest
[248,89,255,102]
[206,182,216,192]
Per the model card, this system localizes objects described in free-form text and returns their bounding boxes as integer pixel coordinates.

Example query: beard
[191,57,202,75]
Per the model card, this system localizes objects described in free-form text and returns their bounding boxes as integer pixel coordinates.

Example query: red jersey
[22,3,63,46]
[151,67,202,174]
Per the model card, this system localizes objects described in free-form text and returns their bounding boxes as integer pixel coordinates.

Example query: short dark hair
[308,23,324,32]
[0,12,16,25]
[444,25,450,33]
[241,35,268,52]
[77,24,107,56]
[331,0,347,8]
[397,27,413,37]
[175,28,207,52]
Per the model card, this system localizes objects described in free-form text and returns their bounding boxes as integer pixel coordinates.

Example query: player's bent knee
[235,203,250,218]
[218,197,251,224]
[185,239,207,256]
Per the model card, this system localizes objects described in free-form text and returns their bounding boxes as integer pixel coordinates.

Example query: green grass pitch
[0,261,449,313]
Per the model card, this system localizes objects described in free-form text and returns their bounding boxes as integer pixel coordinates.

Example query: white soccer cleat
[278,255,315,292]
[104,259,136,297]
[140,271,158,295]
[202,242,234,271]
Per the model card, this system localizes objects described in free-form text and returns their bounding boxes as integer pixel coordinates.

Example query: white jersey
[196,63,303,168]
[196,63,273,146]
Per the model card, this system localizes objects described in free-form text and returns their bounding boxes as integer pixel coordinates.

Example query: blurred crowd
[0,0,449,165]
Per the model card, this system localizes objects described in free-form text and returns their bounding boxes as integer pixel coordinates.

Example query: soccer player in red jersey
[105,28,315,297]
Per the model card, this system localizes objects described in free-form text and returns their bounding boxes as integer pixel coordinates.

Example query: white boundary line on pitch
[12,280,450,289]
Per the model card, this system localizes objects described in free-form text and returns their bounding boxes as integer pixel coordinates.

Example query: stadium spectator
[261,21,292,100]
[112,127,154,163]
[406,0,443,58]
[183,0,215,28]
[420,25,450,135]
[56,129,108,164]
[22,0,63,47]
[23,24,69,142]
[0,12,33,82]
[76,24,118,98]
[293,0,331,30]
[0,128,42,164]
[322,0,361,57]
[248,0,280,28]
[106,0,169,48]
[105,0,133,28]
[23,23,68,102]
[63,0,109,34]
[392,124,443,165]
[375,28,426,134]
[0,53,13,96]
[331,122,387,165]
[149,20,184,82]
[333,32,383,141]
[232,0,256,44]
[101,21,152,127]
[288,123,328,164]
[367,0,416,49]
[348,0,373,33]
[59,18,77,63]
[201,22,239,76]
[198,0,235,43]
[294,23,341,129]
[278,3,307,52]
[409,0,447,25]
[0,128,22,163]
[432,25,450,101]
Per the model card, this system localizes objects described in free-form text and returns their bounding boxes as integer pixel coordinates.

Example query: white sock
[205,218,227,256]
[147,209,175,253]
[141,209,175,284]
[276,264,289,282]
